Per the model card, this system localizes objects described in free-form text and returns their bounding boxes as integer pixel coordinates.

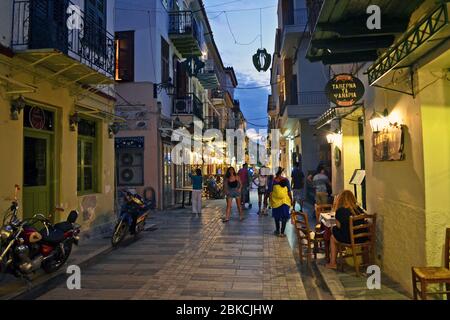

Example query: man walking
[291,162,305,211]
[312,167,331,205]
[238,163,252,209]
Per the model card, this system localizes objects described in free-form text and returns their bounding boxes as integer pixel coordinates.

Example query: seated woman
[326,190,366,269]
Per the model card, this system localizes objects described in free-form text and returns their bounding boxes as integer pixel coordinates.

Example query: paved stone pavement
[30,193,409,300]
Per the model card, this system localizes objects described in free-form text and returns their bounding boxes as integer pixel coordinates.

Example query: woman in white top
[253,167,269,215]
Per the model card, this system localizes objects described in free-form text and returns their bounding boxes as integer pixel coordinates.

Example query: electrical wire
[224,12,261,46]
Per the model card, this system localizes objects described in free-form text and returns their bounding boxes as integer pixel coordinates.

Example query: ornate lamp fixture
[252,48,271,72]
[10,96,26,120]
[369,109,389,133]
[109,122,121,138]
[154,77,175,97]
[69,112,80,131]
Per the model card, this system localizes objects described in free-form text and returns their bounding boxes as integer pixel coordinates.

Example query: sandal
[239,217,245,222]
[222,218,230,223]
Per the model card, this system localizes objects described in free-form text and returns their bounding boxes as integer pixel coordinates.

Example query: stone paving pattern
[7,194,410,300]
[38,199,308,300]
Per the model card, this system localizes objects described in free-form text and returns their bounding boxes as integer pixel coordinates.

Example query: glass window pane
[84,167,93,191]
[84,142,93,166]
[24,137,47,187]
[77,166,82,191]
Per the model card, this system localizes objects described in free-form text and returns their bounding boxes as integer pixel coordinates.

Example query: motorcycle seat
[40,228,65,244]
[54,221,73,233]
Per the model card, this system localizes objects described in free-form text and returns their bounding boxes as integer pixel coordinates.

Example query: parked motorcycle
[0,185,81,280]
[111,190,153,247]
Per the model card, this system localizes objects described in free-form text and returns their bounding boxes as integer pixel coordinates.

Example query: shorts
[315,192,329,205]
[258,186,266,195]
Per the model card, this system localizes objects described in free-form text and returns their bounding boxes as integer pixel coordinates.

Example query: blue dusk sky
[204,0,278,130]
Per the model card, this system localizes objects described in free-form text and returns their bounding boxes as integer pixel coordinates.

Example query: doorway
[22,106,55,220]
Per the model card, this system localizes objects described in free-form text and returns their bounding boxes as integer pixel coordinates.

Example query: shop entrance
[23,106,54,220]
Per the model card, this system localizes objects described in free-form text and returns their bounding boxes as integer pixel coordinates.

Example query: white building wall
[0,1,13,48]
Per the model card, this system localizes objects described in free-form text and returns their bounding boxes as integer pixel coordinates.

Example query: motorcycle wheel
[42,242,73,274]
[111,220,128,247]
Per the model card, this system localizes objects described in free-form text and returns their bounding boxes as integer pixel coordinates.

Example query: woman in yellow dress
[269,167,293,237]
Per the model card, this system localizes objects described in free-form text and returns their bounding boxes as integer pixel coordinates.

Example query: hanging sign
[325,74,365,107]
[29,106,46,130]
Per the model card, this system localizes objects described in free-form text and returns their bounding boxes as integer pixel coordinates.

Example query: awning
[0,74,37,94]
[367,2,450,86]
[14,49,114,85]
[306,0,424,65]
[75,104,125,123]
[314,105,363,129]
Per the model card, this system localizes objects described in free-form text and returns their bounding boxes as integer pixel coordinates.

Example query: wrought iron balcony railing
[12,0,115,77]
[173,93,204,120]
[169,11,200,41]
[298,91,329,106]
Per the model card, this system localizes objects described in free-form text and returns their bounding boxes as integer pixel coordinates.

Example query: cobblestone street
[29,194,409,300]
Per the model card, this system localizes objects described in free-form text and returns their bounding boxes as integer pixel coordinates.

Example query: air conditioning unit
[117,151,144,186]
[175,99,188,112]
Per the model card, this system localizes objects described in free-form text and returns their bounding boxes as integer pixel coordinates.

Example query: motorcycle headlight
[0,226,13,240]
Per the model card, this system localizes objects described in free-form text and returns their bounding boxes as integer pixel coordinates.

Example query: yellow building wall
[0,54,115,236]
[364,83,427,293]
[419,69,450,268]
[341,119,363,204]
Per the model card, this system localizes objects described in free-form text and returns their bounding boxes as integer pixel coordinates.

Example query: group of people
[190,164,366,257]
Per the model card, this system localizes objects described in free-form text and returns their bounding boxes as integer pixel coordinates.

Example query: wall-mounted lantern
[10,96,26,120]
[109,122,121,138]
[369,108,390,133]
[69,112,80,131]
[154,77,175,98]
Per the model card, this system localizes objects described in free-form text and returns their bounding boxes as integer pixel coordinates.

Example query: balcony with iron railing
[280,8,310,57]
[11,0,115,82]
[168,11,202,57]
[172,93,203,120]
[196,59,219,90]
[283,91,330,119]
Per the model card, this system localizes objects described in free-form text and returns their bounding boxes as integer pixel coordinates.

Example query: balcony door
[85,0,107,54]
[29,0,68,52]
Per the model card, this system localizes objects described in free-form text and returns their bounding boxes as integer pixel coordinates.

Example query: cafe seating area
[291,204,377,276]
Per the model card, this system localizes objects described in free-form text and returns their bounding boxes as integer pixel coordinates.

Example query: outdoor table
[174,187,193,209]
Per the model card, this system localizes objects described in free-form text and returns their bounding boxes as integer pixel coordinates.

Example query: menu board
[349,169,366,185]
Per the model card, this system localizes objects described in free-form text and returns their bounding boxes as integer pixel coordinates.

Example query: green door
[23,131,53,220]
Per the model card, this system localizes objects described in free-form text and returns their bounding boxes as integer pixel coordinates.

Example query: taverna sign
[325,74,365,107]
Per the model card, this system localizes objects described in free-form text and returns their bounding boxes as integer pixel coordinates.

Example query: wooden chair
[291,211,326,264]
[412,228,450,300]
[314,204,332,223]
[336,214,377,276]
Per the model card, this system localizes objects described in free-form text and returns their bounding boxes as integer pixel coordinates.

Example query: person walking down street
[253,166,269,215]
[313,167,331,205]
[269,167,293,237]
[189,168,203,215]
[291,162,305,211]
[238,163,252,210]
[223,167,244,222]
